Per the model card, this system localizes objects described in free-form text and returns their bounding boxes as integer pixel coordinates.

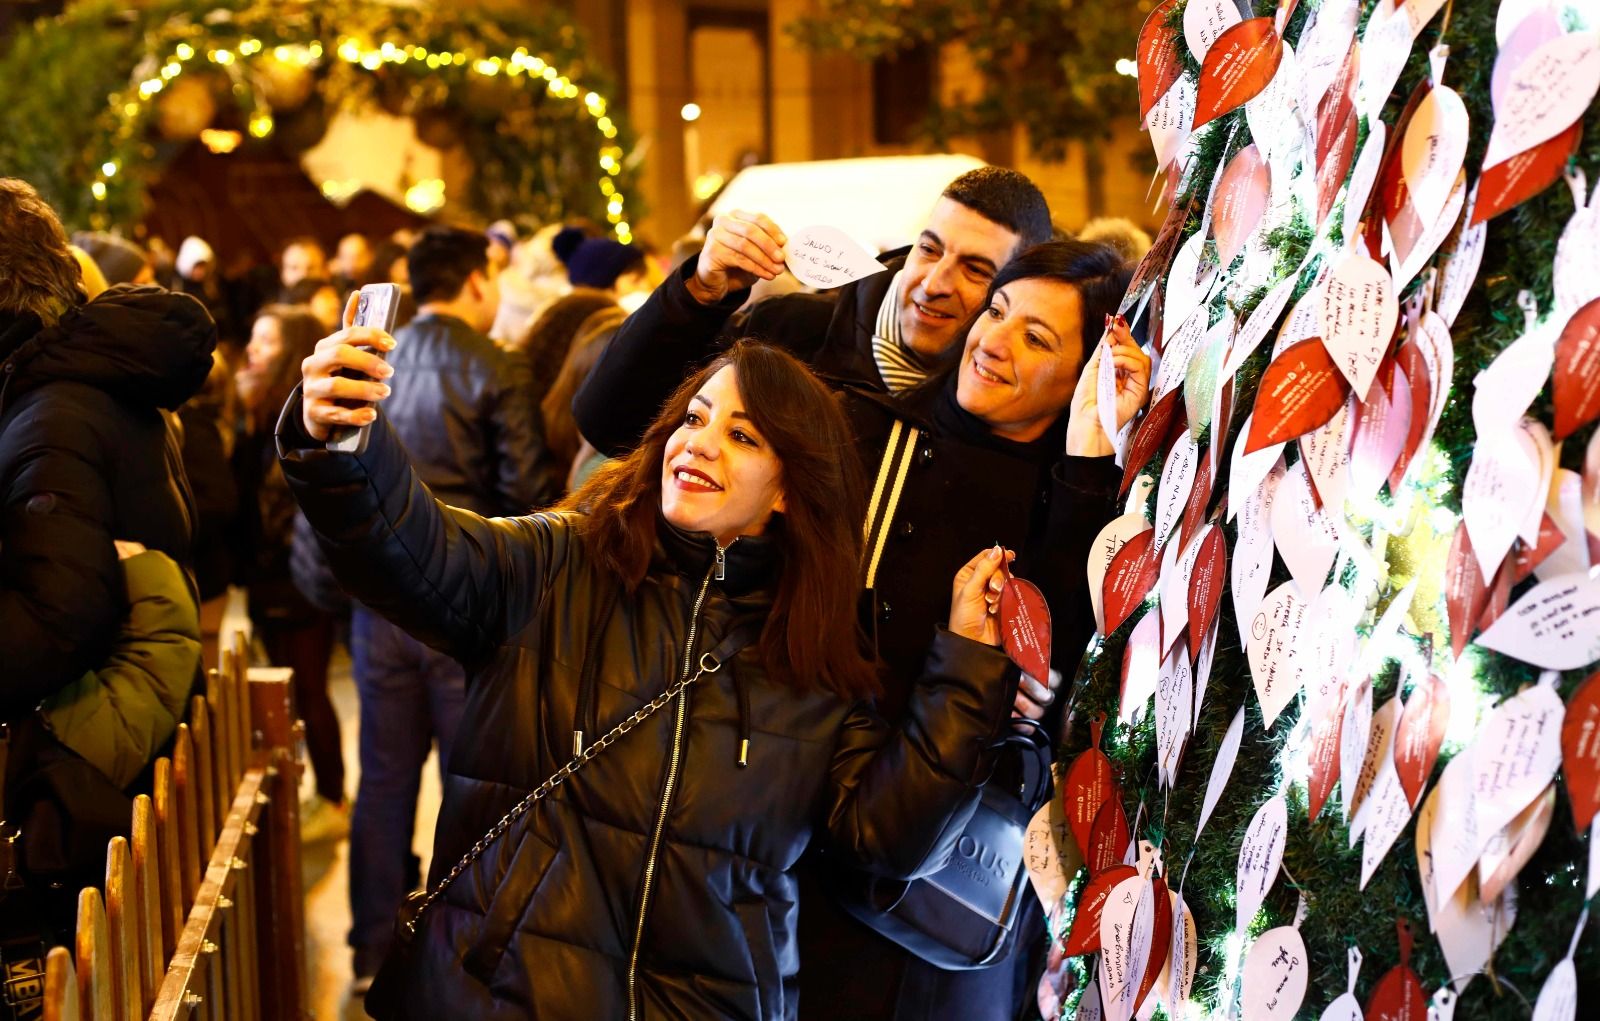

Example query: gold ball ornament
[155,75,218,140]
[255,55,314,112]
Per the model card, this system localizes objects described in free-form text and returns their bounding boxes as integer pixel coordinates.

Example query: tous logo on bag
[943,833,1016,889]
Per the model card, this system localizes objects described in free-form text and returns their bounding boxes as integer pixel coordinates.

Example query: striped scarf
[870,270,930,393]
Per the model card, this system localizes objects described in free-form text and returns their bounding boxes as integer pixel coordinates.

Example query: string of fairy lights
[92,33,632,245]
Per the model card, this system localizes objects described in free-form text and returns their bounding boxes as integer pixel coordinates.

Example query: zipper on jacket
[627,545,728,1020]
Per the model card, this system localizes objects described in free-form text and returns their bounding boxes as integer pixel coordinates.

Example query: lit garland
[1,0,636,242]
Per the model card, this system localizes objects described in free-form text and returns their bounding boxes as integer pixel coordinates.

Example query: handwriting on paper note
[1478,572,1600,670]
[783,226,885,290]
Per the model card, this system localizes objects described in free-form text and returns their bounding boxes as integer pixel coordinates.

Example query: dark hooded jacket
[0,286,215,716]
[276,393,1015,1020]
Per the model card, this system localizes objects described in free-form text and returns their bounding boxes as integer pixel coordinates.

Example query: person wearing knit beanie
[563,237,645,291]
[72,231,154,287]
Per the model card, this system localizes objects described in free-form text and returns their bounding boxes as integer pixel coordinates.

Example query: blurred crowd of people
[1,164,1157,1020]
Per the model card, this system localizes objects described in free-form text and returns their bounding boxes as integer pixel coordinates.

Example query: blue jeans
[347,607,467,977]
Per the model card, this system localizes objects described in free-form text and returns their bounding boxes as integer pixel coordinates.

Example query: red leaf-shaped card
[1138,0,1184,122]
[1445,522,1490,659]
[1121,389,1184,498]
[1389,338,1434,490]
[1366,921,1427,1021]
[1473,120,1583,225]
[1064,863,1138,956]
[1306,686,1345,822]
[1195,17,1283,130]
[1245,339,1355,453]
[1393,673,1450,808]
[1187,527,1228,662]
[1178,449,1216,554]
[1062,716,1114,855]
[1554,296,1600,440]
[1001,575,1052,682]
[1086,794,1132,877]
[1133,875,1174,1013]
[1214,144,1271,267]
[1560,670,1600,831]
[1511,513,1569,584]
[1104,529,1162,635]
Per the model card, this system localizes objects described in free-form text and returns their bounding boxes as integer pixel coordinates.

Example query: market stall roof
[708,154,987,254]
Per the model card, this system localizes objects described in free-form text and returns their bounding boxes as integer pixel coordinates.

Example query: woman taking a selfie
[279,323,1018,1020]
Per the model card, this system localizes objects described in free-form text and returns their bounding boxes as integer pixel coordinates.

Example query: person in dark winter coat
[667,167,1053,397]
[235,303,347,835]
[575,236,1150,1019]
[0,178,215,714]
[341,226,564,985]
[284,336,1018,1021]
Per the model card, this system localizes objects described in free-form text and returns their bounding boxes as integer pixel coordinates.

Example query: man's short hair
[941,167,1053,250]
[0,178,85,327]
[408,227,490,305]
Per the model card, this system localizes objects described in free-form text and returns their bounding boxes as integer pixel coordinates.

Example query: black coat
[575,265,1119,721]
[0,286,215,716]
[277,394,1016,1021]
[383,312,562,516]
[573,264,1119,1018]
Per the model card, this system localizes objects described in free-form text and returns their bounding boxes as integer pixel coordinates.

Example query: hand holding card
[1068,315,1154,457]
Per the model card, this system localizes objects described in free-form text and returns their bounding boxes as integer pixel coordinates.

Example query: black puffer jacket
[278,394,1015,1021]
[0,287,214,715]
[383,312,562,516]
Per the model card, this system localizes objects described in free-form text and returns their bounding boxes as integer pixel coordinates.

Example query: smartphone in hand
[327,283,402,452]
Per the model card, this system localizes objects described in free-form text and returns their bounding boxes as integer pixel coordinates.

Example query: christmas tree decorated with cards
[1028,0,1600,1018]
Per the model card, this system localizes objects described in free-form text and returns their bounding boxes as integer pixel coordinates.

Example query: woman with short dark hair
[282,329,1019,1020]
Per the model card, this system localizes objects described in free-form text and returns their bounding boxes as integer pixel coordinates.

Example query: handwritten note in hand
[784,226,886,290]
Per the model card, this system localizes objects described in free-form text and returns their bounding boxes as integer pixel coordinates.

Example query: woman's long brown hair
[248,303,326,434]
[560,340,879,700]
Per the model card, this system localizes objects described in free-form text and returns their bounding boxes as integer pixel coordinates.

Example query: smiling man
[674,166,1052,395]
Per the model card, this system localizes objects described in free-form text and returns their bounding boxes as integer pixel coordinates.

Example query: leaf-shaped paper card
[1088,793,1133,877]
[1247,582,1313,729]
[1063,716,1115,856]
[1240,926,1309,1021]
[1187,527,1228,663]
[1483,32,1600,168]
[1000,576,1052,683]
[783,226,886,290]
[1561,670,1600,831]
[1195,18,1284,130]
[1105,529,1162,636]
[1214,145,1272,267]
[1121,389,1184,498]
[1478,784,1555,902]
[1236,792,1288,931]
[1247,339,1354,452]
[1478,572,1600,670]
[1183,0,1242,62]
[1320,947,1364,1021]
[1090,514,1155,635]
[1554,297,1600,441]
[1320,251,1400,401]
[1401,84,1470,229]
[1064,863,1139,956]
[1099,873,1157,1021]
[1368,923,1429,1021]
[1138,0,1185,122]
[1394,672,1450,808]
[1473,121,1583,225]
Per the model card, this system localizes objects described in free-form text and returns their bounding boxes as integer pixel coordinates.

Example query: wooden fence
[40,632,307,1020]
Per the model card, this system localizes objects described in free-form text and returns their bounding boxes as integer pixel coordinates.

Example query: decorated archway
[0,0,639,244]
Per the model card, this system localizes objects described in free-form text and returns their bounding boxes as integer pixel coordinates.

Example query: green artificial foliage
[786,0,1144,159]
[1043,0,1600,1018]
[0,0,639,234]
